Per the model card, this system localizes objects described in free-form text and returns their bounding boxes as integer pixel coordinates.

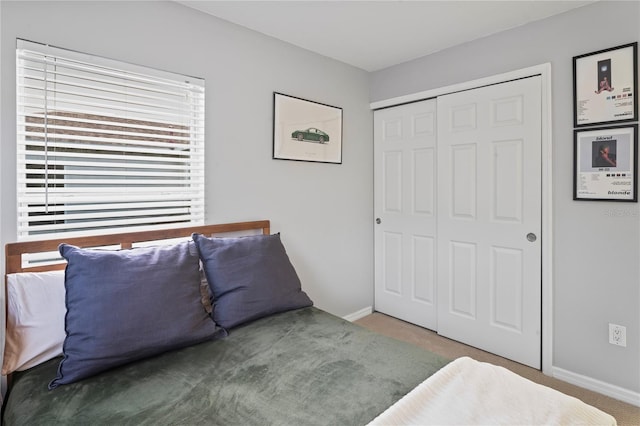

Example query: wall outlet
[609,323,627,347]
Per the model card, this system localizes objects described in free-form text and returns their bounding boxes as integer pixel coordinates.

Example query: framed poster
[573,125,638,201]
[573,42,637,127]
[273,92,343,164]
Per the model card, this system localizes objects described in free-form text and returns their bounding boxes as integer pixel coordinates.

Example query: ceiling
[177,0,595,72]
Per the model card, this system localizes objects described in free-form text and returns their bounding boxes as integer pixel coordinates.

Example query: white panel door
[436,76,542,368]
[374,99,438,330]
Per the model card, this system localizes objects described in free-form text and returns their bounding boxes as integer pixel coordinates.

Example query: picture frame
[573,42,637,127]
[272,92,343,164]
[573,124,638,202]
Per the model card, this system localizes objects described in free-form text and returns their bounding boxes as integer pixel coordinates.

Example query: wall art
[273,92,342,164]
[574,125,637,201]
[573,42,637,127]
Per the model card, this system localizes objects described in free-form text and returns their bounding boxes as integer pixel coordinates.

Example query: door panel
[413,235,435,304]
[382,231,402,295]
[383,151,402,213]
[492,139,523,222]
[413,148,435,214]
[437,76,542,368]
[451,144,477,219]
[374,99,438,330]
[449,240,477,319]
[491,246,523,331]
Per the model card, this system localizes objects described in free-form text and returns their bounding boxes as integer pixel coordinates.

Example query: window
[16,40,205,240]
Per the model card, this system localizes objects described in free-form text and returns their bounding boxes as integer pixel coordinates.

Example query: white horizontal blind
[16,40,205,240]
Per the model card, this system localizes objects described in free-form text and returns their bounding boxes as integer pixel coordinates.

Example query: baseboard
[552,366,640,407]
[343,306,373,322]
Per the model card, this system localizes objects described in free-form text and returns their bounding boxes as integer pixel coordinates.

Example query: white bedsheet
[368,357,617,425]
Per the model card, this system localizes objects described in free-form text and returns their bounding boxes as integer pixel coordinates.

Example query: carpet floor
[355,312,640,426]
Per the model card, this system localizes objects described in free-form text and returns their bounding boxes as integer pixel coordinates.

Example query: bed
[2,220,617,425]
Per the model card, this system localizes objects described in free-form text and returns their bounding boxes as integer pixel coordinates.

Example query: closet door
[374,99,438,330]
[436,76,542,368]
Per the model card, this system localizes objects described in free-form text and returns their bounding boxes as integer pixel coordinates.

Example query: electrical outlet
[609,323,627,347]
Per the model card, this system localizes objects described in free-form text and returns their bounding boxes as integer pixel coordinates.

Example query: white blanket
[369,357,617,425]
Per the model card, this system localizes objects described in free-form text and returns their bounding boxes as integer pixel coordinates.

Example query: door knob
[376,218,381,224]
[526,233,537,242]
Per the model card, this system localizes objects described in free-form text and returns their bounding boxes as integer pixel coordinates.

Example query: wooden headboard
[5,220,271,275]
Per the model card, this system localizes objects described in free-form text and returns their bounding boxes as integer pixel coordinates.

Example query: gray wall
[1,0,638,400]
[0,1,373,317]
[371,1,640,394]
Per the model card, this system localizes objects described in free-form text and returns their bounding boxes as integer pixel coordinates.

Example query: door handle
[526,233,537,242]
[376,218,382,224]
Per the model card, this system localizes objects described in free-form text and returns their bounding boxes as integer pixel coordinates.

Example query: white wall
[371,1,640,398]
[0,1,373,317]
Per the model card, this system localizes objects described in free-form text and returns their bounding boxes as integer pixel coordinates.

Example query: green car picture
[291,128,330,144]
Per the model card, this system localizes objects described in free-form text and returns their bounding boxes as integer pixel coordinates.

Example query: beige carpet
[355,312,640,426]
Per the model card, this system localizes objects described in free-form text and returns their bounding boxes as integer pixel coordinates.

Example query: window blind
[16,40,205,240]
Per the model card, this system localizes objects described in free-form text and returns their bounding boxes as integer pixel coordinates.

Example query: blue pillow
[50,241,223,389]
[192,233,313,329]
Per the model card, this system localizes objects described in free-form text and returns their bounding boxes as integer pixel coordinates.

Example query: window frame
[16,39,205,241]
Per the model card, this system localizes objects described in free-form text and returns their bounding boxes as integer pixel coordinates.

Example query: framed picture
[574,125,638,201]
[273,92,343,164]
[573,42,637,127]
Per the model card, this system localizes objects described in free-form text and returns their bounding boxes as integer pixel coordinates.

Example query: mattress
[3,307,449,425]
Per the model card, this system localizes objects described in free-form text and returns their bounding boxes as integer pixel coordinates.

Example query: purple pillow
[50,241,223,389]
[192,233,313,329]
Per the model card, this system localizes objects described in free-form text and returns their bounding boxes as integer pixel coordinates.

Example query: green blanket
[3,307,449,425]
